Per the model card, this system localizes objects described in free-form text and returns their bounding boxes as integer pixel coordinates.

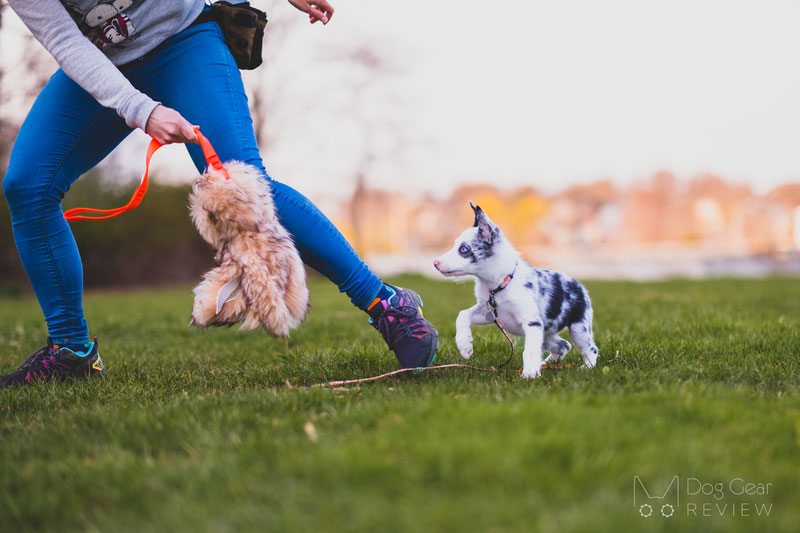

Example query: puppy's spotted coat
[434,202,598,378]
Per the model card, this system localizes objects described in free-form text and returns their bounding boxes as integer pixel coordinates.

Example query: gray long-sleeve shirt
[9,0,205,130]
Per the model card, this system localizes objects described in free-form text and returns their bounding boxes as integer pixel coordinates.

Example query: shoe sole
[412,341,439,375]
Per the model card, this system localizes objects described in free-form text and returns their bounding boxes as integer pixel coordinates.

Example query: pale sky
[3,0,800,198]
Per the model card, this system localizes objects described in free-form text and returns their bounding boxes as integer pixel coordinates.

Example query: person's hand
[287,0,334,24]
[144,105,199,145]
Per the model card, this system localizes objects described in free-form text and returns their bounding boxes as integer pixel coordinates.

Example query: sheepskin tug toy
[63,128,309,337]
[188,130,309,337]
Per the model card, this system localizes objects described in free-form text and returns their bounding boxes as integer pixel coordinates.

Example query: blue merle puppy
[433,202,599,378]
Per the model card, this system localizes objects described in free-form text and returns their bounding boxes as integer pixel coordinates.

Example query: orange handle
[194,127,231,180]
[64,128,229,221]
[64,138,162,221]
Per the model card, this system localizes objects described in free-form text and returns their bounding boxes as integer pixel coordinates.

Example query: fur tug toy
[61,127,308,337]
[189,159,309,337]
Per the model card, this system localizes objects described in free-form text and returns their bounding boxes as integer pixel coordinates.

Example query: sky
[3,0,800,198]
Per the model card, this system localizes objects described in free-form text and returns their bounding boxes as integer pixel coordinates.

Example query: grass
[1,275,799,532]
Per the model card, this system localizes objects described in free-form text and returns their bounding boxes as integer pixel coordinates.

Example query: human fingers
[307,2,332,24]
[312,0,334,20]
[144,106,198,145]
[180,122,199,144]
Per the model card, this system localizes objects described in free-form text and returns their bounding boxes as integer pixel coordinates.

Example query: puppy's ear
[469,201,481,227]
[470,201,498,244]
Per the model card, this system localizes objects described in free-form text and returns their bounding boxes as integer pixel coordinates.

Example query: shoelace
[18,344,56,371]
[24,353,69,373]
[20,352,71,382]
[376,305,422,348]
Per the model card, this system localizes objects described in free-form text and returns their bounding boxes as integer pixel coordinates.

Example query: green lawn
[1,276,798,532]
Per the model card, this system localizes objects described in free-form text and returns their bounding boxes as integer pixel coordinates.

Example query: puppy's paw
[521,366,542,379]
[582,347,599,368]
[543,353,559,364]
[456,334,473,359]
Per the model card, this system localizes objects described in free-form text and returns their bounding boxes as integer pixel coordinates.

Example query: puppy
[189,160,309,337]
[433,202,598,378]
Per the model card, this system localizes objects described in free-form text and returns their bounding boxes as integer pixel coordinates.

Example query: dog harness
[483,261,519,369]
[486,261,518,319]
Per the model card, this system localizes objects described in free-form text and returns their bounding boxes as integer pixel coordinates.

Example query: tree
[0,1,55,171]
[0,0,14,169]
[241,2,303,149]
[325,43,414,254]
[240,7,417,255]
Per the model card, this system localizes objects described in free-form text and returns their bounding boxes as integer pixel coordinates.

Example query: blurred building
[321,173,800,279]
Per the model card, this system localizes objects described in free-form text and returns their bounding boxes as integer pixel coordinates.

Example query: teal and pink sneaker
[367,285,438,369]
[0,337,105,388]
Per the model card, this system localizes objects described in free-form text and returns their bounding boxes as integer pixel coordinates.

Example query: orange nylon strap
[194,127,231,180]
[63,138,162,221]
[63,127,229,221]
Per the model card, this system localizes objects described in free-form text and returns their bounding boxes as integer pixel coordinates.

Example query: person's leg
[2,70,132,346]
[122,22,383,309]
[121,21,438,367]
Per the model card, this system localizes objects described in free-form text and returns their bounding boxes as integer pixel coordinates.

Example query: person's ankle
[366,284,395,320]
[55,341,93,356]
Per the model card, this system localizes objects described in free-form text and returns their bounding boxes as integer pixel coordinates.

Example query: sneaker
[368,285,439,369]
[0,337,105,388]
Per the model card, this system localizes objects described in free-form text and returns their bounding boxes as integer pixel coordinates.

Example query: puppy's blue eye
[458,245,471,257]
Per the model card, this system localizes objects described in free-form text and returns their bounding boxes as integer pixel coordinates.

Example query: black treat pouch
[211,1,268,70]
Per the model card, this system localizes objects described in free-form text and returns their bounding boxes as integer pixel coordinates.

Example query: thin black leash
[486,261,518,369]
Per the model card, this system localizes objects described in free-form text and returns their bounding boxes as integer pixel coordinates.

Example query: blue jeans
[2,21,383,345]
